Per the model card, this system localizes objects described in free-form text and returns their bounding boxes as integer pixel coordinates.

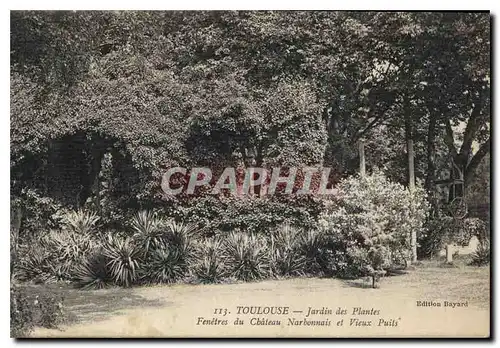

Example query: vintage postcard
[10,10,490,338]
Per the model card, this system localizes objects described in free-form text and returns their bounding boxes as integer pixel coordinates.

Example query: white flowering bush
[319,171,430,286]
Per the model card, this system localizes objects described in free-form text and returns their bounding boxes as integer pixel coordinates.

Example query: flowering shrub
[319,172,430,285]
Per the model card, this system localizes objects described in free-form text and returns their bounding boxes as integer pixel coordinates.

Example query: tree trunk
[425,112,437,192]
[446,244,454,263]
[408,139,415,192]
[359,140,366,177]
[448,153,467,202]
[404,98,417,263]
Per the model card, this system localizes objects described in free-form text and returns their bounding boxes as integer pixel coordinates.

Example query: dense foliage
[11,11,490,218]
[10,11,491,296]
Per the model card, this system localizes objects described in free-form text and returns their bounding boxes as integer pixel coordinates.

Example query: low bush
[131,210,165,255]
[297,229,328,276]
[75,234,142,289]
[139,221,198,284]
[14,177,430,290]
[43,229,97,264]
[14,227,99,283]
[164,220,199,250]
[10,285,33,337]
[62,209,100,235]
[10,284,65,337]
[15,248,54,284]
[194,255,226,284]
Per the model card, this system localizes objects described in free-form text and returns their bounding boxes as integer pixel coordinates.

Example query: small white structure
[438,236,481,257]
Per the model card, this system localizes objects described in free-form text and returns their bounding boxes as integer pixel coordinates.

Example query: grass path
[32,263,490,338]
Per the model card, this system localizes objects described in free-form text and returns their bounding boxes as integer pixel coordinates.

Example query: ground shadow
[341,268,410,289]
[342,278,375,289]
[20,283,167,325]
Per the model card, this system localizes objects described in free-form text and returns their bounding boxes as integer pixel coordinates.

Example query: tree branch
[465,137,490,185]
[352,113,385,143]
[425,105,438,190]
[460,89,484,156]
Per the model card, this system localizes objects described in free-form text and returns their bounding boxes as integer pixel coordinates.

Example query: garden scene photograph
[9,10,491,338]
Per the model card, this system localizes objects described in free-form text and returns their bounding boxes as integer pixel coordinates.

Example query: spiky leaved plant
[470,238,490,266]
[43,229,97,265]
[75,252,114,290]
[270,224,306,277]
[223,232,270,282]
[164,220,199,263]
[165,220,199,247]
[194,239,226,283]
[16,248,55,283]
[142,245,188,284]
[131,210,165,255]
[62,209,100,235]
[102,234,142,287]
[298,229,327,275]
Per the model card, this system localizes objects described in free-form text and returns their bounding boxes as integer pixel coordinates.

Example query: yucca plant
[75,252,114,290]
[63,209,100,235]
[200,239,223,258]
[16,247,55,283]
[194,255,226,284]
[272,250,306,277]
[470,238,490,266]
[102,235,142,287]
[47,262,73,282]
[194,239,226,283]
[270,225,306,277]
[298,229,327,275]
[223,232,270,282]
[131,210,165,255]
[165,220,199,246]
[142,246,189,284]
[44,229,97,264]
[163,220,199,263]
